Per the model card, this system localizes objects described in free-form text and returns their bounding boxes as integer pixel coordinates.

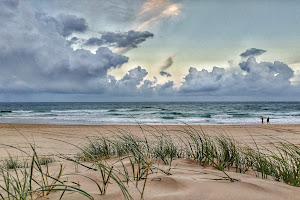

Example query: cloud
[139,80,155,95]
[160,56,174,71]
[239,56,294,88]
[180,67,226,93]
[2,0,19,8]
[29,0,183,34]
[0,0,19,17]
[84,37,104,46]
[85,30,154,50]
[0,0,128,94]
[137,76,175,96]
[160,71,171,77]
[180,56,295,96]
[0,0,172,98]
[36,13,89,38]
[107,67,176,96]
[101,31,154,48]
[159,55,174,77]
[156,81,175,95]
[240,48,267,58]
[67,37,80,45]
[35,12,88,39]
[108,66,148,96]
[57,14,88,37]
[35,0,145,28]
[134,0,182,30]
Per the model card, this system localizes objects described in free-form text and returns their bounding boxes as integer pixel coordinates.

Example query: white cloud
[180,56,296,96]
[108,66,154,96]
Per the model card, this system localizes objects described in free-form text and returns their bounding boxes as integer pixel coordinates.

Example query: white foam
[1,103,300,125]
[13,110,33,113]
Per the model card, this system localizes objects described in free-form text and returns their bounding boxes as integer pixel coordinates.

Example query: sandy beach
[0,123,300,199]
[1,123,300,156]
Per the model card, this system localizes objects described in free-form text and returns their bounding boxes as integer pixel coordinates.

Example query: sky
[0,0,300,102]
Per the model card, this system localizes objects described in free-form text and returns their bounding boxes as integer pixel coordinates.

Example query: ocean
[0,102,300,125]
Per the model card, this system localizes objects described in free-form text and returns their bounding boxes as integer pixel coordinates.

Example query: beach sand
[1,123,300,199]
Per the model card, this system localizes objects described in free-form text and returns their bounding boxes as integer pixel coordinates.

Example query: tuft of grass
[54,137,133,200]
[82,137,116,160]
[1,156,24,170]
[151,132,178,165]
[38,156,55,166]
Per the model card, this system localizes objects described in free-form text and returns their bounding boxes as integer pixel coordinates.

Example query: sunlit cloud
[134,0,182,31]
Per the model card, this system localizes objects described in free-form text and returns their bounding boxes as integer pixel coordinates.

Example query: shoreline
[2,121,299,130]
[2,122,300,126]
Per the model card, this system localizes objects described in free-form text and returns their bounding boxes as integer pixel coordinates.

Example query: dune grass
[1,124,300,199]
[0,153,93,200]
[78,125,300,187]
[0,137,94,200]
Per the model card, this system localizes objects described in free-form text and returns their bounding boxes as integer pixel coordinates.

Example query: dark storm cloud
[160,71,171,77]
[35,12,88,38]
[67,37,79,45]
[85,30,154,49]
[0,0,160,97]
[57,14,88,37]
[71,37,78,41]
[240,48,267,58]
[0,0,128,94]
[101,31,154,48]
[85,37,104,46]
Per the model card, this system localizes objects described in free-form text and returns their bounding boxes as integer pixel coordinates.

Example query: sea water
[0,102,300,125]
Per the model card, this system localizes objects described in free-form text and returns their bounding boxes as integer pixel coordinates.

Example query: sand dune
[1,123,300,199]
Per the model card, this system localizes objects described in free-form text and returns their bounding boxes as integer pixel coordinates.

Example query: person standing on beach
[267,117,270,124]
[261,117,264,124]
